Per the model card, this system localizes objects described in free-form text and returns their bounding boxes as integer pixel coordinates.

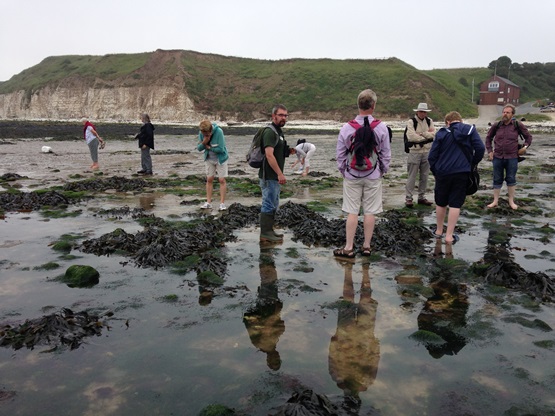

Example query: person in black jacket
[428,111,485,244]
[137,113,155,175]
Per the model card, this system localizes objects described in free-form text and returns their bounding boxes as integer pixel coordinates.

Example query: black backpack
[246,124,279,168]
[404,116,431,153]
[346,116,381,175]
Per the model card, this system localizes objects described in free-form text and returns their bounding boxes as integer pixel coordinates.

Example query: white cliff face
[0,85,200,123]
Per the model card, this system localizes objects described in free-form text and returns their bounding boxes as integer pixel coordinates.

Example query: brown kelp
[0,189,70,211]
[0,308,114,351]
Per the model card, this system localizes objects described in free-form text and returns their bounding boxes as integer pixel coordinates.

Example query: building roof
[490,75,520,88]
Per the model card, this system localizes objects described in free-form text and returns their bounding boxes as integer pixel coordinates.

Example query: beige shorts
[205,160,228,178]
[342,177,383,215]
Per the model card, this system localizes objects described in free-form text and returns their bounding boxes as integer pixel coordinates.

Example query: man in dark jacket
[137,113,155,175]
[428,111,485,244]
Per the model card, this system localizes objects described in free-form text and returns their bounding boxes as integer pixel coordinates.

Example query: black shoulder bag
[452,130,480,195]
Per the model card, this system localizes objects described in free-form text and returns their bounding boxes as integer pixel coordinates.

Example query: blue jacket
[197,123,229,164]
[428,122,485,177]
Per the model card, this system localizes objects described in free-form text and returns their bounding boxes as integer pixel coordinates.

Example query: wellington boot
[260,213,283,242]
[268,212,284,238]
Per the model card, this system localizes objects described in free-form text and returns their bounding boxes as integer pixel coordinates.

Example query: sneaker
[137,170,146,174]
[219,203,227,211]
[405,199,414,208]
[200,202,212,209]
[293,169,303,175]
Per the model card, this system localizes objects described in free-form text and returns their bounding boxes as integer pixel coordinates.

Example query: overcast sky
[1,0,553,82]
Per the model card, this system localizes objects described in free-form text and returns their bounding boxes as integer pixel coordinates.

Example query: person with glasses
[259,104,291,242]
[197,119,229,211]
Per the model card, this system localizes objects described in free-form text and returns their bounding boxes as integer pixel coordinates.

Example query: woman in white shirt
[290,139,316,177]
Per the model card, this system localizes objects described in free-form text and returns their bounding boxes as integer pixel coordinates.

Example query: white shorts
[205,160,228,178]
[342,177,383,215]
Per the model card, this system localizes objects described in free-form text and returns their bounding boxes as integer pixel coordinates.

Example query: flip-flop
[445,234,460,245]
[333,248,355,258]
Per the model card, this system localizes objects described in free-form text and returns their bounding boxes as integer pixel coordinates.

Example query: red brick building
[479,75,520,105]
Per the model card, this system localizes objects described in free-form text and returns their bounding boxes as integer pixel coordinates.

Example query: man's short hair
[357,89,377,111]
[504,104,516,114]
[444,111,463,124]
[199,120,213,133]
[272,104,287,115]
[141,113,150,123]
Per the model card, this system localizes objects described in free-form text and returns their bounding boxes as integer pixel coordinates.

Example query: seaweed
[0,308,114,351]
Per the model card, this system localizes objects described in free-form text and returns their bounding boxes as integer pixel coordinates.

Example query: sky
[1,0,554,82]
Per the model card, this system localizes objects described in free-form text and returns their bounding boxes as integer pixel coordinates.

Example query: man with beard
[485,104,532,210]
[259,104,291,242]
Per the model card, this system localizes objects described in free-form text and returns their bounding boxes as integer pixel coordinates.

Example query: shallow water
[1,134,555,415]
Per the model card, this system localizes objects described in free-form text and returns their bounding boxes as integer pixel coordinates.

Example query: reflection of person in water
[243,246,285,370]
[329,261,380,409]
[417,277,469,359]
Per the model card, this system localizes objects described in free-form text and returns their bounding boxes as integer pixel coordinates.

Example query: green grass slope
[0,50,546,121]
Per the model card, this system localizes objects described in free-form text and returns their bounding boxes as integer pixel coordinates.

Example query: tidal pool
[1,134,555,415]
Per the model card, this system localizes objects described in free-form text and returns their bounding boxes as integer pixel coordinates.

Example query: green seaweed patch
[170,256,201,275]
[5,188,22,195]
[306,200,331,213]
[533,224,555,234]
[41,208,82,218]
[309,176,342,190]
[159,294,179,303]
[197,270,224,286]
[533,339,555,350]
[61,190,90,200]
[34,262,60,271]
[502,315,553,332]
[285,247,300,259]
[58,254,82,261]
[511,218,536,226]
[401,216,422,226]
[55,264,100,288]
[225,177,261,196]
[51,241,73,253]
[198,404,236,416]
[409,330,446,345]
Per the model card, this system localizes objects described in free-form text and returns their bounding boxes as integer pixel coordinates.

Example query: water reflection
[138,193,156,210]
[329,261,380,411]
[420,240,469,358]
[242,245,285,370]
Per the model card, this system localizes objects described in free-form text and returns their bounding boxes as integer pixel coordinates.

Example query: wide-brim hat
[413,103,431,112]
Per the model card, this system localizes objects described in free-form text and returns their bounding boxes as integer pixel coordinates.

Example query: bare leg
[487,188,501,208]
[206,177,214,204]
[507,185,518,210]
[435,205,447,236]
[218,177,227,204]
[445,207,461,243]
[362,214,375,248]
[344,213,359,251]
